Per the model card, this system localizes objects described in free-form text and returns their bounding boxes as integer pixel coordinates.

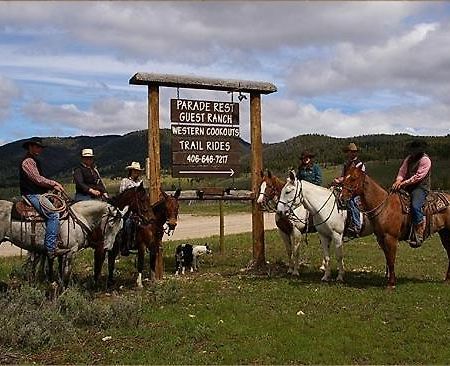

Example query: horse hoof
[385,285,396,291]
[336,275,344,283]
[292,270,300,277]
[321,275,330,282]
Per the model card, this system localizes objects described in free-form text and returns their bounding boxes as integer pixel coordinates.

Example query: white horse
[257,171,308,276]
[0,199,126,283]
[277,170,373,282]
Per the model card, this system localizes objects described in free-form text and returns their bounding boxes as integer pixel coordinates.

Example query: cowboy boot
[415,219,426,244]
[409,219,426,248]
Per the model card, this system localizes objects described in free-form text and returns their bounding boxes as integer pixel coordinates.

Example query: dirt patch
[0,212,277,257]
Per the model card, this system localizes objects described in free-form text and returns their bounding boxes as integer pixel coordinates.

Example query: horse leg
[278,228,293,274]
[136,243,145,288]
[94,244,106,286]
[438,228,450,282]
[107,240,120,288]
[291,229,304,276]
[149,244,158,282]
[381,235,398,289]
[332,232,345,282]
[320,235,332,282]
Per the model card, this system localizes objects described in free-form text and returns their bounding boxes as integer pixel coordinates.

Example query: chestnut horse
[257,170,308,275]
[340,165,450,289]
[107,185,180,287]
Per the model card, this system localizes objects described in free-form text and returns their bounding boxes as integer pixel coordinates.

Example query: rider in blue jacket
[296,150,322,186]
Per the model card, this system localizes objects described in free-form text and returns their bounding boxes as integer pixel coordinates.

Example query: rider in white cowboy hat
[73,148,108,202]
[119,161,145,193]
[119,162,145,256]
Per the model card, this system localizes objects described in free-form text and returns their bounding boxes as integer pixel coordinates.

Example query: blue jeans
[25,194,59,253]
[348,197,361,230]
[410,187,427,225]
[74,193,95,202]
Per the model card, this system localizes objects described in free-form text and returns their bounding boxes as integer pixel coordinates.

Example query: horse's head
[101,204,128,248]
[339,165,366,204]
[113,183,151,219]
[257,170,283,211]
[155,188,181,231]
[276,170,302,216]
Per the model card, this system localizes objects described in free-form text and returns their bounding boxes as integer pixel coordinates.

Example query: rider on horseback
[119,162,145,256]
[296,150,322,186]
[73,148,108,202]
[333,142,366,238]
[392,140,431,247]
[19,137,70,259]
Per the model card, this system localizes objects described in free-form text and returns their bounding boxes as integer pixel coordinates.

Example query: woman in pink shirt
[392,140,431,247]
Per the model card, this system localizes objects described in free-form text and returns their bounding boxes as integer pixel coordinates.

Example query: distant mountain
[1,130,448,188]
[0,129,251,186]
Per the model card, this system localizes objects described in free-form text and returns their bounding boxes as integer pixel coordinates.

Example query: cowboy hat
[343,142,358,152]
[126,161,144,171]
[81,148,94,157]
[300,150,315,159]
[22,137,46,149]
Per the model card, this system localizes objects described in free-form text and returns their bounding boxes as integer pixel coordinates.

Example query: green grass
[1,230,450,364]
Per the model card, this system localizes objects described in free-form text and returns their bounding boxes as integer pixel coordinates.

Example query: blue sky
[0,1,449,145]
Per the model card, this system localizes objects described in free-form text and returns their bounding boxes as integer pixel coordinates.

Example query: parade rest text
[172,99,237,124]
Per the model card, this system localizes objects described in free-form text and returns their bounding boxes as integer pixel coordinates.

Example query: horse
[0,198,126,285]
[108,184,181,287]
[257,170,308,276]
[339,165,450,289]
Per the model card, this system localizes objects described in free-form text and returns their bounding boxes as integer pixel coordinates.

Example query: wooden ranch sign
[171,98,241,178]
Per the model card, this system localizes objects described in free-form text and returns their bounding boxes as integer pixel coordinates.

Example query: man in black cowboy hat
[333,142,366,238]
[296,150,322,186]
[392,139,431,247]
[19,137,70,258]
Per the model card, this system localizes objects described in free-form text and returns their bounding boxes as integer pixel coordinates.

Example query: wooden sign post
[129,73,277,277]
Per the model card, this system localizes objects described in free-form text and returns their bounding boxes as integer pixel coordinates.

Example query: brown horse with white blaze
[340,165,450,289]
[109,185,180,287]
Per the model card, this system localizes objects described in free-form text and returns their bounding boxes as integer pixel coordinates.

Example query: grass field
[1,230,450,364]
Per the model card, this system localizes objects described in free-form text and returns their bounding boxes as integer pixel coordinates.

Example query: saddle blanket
[398,190,449,215]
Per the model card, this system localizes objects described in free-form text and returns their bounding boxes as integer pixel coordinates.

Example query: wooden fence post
[148,85,164,279]
[250,93,265,267]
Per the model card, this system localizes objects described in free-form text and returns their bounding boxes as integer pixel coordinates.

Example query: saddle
[11,199,44,222]
[398,190,449,215]
[11,197,69,222]
[398,190,450,244]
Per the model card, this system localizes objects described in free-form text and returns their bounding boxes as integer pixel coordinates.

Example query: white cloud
[262,97,450,142]
[0,75,21,122]
[285,22,450,101]
[22,98,148,135]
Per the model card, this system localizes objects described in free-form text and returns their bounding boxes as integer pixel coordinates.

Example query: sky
[0,1,449,145]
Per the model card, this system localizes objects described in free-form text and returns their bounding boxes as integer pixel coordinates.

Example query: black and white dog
[175,243,212,275]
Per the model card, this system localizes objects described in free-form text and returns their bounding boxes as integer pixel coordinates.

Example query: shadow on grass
[231,261,447,290]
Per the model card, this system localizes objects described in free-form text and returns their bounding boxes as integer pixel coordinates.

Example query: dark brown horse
[107,184,180,287]
[340,165,450,289]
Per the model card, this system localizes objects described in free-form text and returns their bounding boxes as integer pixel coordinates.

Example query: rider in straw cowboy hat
[119,161,144,193]
[392,139,431,247]
[73,148,108,202]
[334,142,366,238]
[119,162,145,256]
[19,137,70,258]
[296,149,322,186]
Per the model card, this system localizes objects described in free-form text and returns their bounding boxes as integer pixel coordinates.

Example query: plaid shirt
[21,157,56,189]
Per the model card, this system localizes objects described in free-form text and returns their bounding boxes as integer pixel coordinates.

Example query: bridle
[340,171,390,219]
[258,182,280,213]
[279,179,339,226]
